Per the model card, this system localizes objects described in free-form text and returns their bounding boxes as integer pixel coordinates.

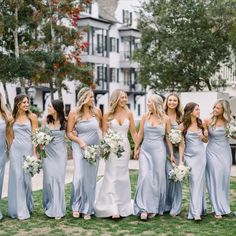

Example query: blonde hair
[107,89,128,121]
[148,94,165,121]
[209,99,232,127]
[0,92,10,121]
[164,93,183,124]
[75,87,96,122]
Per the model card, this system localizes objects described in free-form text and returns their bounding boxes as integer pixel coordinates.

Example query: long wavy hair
[182,102,204,137]
[164,93,183,124]
[209,99,232,127]
[47,100,66,130]
[107,89,129,121]
[75,87,96,122]
[11,94,31,122]
[147,94,165,122]
[0,92,9,121]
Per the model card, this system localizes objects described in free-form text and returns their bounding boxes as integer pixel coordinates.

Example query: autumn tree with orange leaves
[32,0,93,100]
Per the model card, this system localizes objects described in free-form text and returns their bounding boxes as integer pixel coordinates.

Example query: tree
[134,0,236,92]
[30,0,93,100]
[0,0,39,93]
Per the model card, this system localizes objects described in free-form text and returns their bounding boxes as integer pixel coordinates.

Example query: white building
[1,0,236,118]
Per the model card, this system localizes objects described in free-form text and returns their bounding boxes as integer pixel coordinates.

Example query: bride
[95,89,138,218]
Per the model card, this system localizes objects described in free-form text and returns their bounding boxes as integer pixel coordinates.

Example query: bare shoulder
[127,110,134,119]
[29,113,38,121]
[204,117,211,126]
[95,107,102,118]
[141,113,148,121]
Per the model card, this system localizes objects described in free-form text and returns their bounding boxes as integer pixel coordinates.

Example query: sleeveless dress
[43,127,67,218]
[184,130,206,219]
[165,122,182,216]
[206,126,231,215]
[70,118,100,215]
[134,121,166,215]
[8,121,34,220]
[95,119,133,217]
[0,118,7,219]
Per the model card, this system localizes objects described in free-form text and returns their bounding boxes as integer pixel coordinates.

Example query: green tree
[30,0,93,100]
[0,0,39,93]
[135,0,236,92]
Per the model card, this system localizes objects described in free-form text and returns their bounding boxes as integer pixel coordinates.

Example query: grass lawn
[0,171,236,236]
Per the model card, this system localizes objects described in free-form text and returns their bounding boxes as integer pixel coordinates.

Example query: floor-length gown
[134,121,166,215]
[43,128,67,218]
[184,130,206,219]
[95,119,133,217]
[206,126,231,216]
[8,121,34,220]
[71,118,99,215]
[0,118,7,219]
[165,122,182,216]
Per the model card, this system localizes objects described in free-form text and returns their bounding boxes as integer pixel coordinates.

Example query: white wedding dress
[95,119,133,217]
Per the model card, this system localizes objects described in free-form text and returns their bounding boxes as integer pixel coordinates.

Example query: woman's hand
[170,155,176,164]
[79,139,87,150]
[134,147,140,160]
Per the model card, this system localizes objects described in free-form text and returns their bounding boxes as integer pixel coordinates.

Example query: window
[97,34,103,53]
[122,10,132,26]
[110,68,119,82]
[110,38,119,52]
[138,104,141,116]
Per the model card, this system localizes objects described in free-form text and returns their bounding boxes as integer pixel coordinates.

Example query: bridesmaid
[164,93,183,217]
[0,93,10,220]
[7,94,38,220]
[205,99,232,219]
[67,87,102,220]
[95,89,138,218]
[133,94,174,220]
[179,102,208,221]
[42,99,67,220]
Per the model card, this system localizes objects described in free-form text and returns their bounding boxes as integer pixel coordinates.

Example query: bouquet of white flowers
[99,129,125,160]
[168,129,182,145]
[32,128,54,159]
[84,145,99,165]
[225,120,236,138]
[168,163,191,182]
[23,155,42,177]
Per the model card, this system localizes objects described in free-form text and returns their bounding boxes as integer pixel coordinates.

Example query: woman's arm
[6,118,14,148]
[200,119,209,143]
[95,107,103,130]
[102,113,109,134]
[66,110,87,149]
[30,113,39,134]
[165,116,175,164]
[178,123,185,165]
[134,114,146,159]
[29,113,39,158]
[128,111,138,146]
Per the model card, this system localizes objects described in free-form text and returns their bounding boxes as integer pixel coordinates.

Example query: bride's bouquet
[23,155,42,177]
[32,128,54,159]
[168,163,191,182]
[225,120,236,138]
[99,129,125,160]
[84,145,99,165]
[168,129,182,145]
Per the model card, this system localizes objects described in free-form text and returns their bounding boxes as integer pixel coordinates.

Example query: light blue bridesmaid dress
[43,127,67,218]
[0,118,7,220]
[71,117,99,215]
[184,130,206,219]
[8,121,34,220]
[134,121,166,215]
[206,126,231,216]
[165,122,182,216]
